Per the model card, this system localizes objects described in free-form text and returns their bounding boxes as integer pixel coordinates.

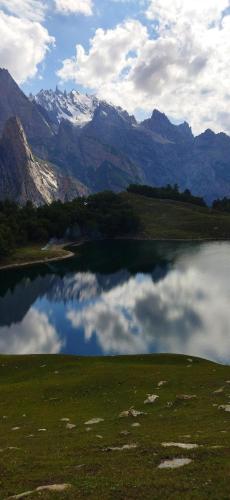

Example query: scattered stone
[158,458,192,469]
[120,431,130,436]
[66,423,76,430]
[7,484,72,499]
[103,444,138,452]
[40,364,46,368]
[37,484,71,492]
[7,490,34,499]
[119,408,146,418]
[219,405,230,412]
[225,381,230,384]
[85,418,104,425]
[131,423,141,428]
[176,394,197,401]
[144,394,159,404]
[166,402,174,408]
[158,381,167,387]
[187,358,193,363]
[11,427,20,431]
[3,415,8,419]
[60,418,70,422]
[38,428,47,432]
[86,427,92,432]
[213,387,224,394]
[96,435,103,439]
[161,442,199,450]
[54,371,59,375]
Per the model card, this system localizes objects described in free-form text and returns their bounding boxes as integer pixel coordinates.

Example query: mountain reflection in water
[0,240,230,363]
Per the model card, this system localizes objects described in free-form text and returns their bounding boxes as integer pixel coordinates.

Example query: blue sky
[0,0,230,134]
[22,0,150,95]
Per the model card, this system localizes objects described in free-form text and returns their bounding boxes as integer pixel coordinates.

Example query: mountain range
[0,67,230,205]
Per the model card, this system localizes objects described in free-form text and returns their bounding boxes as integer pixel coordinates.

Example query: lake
[0,240,230,363]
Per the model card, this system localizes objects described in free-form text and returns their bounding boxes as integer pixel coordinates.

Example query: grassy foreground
[1,354,230,499]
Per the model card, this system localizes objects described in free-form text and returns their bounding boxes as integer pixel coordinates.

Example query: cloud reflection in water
[67,244,230,362]
[0,309,63,354]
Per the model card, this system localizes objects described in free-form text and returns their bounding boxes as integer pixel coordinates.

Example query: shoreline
[0,236,229,272]
[0,246,75,272]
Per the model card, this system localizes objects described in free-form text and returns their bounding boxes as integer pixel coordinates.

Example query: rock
[84,418,104,425]
[158,458,192,469]
[144,394,159,404]
[37,484,71,492]
[66,423,76,430]
[86,428,92,432]
[213,387,224,394]
[38,428,47,432]
[103,444,138,452]
[131,423,141,428]
[96,435,103,439]
[60,418,70,422]
[219,405,230,412]
[158,381,167,387]
[11,427,20,431]
[120,431,130,436]
[119,408,146,418]
[161,442,199,449]
[7,484,72,499]
[6,490,34,499]
[176,394,197,400]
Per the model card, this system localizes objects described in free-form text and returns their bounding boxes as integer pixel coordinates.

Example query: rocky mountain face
[31,88,99,131]
[0,69,53,153]
[0,117,88,206]
[1,67,230,203]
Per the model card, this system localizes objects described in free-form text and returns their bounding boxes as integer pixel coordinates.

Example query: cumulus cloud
[0,308,63,354]
[55,0,93,15]
[58,0,230,134]
[67,243,230,363]
[0,0,46,21]
[0,10,54,83]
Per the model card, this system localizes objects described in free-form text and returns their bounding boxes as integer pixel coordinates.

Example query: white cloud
[57,19,148,90]
[0,10,54,83]
[0,308,63,354]
[0,0,46,21]
[55,0,93,15]
[58,1,230,134]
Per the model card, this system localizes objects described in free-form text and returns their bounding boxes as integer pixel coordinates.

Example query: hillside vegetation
[1,187,230,265]
[123,192,230,240]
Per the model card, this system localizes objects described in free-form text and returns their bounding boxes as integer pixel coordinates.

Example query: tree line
[0,191,140,259]
[127,184,206,207]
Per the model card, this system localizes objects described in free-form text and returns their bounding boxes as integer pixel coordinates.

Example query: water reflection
[0,241,230,362]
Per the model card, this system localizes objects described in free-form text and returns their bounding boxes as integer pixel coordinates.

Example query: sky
[0,0,230,135]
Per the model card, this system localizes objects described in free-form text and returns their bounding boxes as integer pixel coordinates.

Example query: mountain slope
[0,117,88,206]
[0,68,53,152]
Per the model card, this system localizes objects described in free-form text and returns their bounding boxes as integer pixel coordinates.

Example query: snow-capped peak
[31,88,100,128]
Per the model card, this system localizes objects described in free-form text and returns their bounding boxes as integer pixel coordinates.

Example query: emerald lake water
[1,240,230,363]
